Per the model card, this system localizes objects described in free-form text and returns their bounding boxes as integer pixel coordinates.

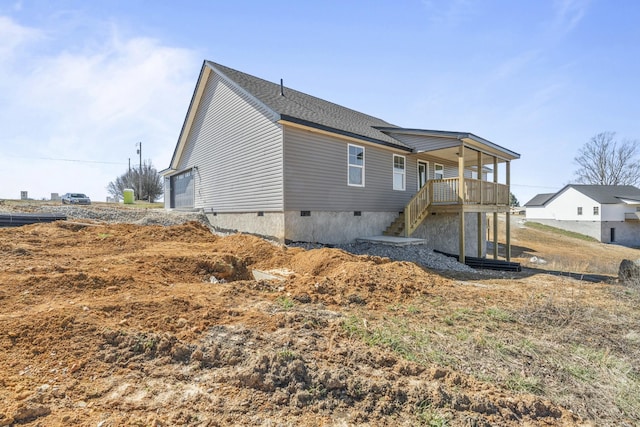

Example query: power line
[510,183,561,190]
[4,154,127,165]
[3,153,563,191]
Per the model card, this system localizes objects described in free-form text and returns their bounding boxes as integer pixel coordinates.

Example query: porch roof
[375,127,521,163]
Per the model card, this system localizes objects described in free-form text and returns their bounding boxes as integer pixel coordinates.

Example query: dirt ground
[0,213,638,426]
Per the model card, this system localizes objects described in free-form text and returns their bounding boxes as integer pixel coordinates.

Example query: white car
[61,193,91,205]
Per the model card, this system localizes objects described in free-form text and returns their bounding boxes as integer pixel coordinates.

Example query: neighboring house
[162,60,520,261]
[524,185,640,245]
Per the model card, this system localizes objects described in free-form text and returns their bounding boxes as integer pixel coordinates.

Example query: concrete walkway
[355,235,427,246]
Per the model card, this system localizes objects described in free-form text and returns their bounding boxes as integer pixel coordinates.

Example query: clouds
[0,14,198,200]
[24,33,196,152]
[552,0,589,34]
[420,0,478,26]
[0,15,41,59]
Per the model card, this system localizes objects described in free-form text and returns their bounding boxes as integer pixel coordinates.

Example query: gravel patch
[290,241,476,273]
[0,204,209,227]
[50,205,210,226]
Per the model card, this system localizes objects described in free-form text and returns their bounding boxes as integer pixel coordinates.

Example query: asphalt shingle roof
[524,193,555,207]
[567,185,640,204]
[207,61,410,150]
[527,185,640,207]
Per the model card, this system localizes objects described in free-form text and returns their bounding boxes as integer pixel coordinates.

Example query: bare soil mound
[0,220,591,426]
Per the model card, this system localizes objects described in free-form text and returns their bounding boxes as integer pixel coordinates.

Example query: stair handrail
[404,182,431,236]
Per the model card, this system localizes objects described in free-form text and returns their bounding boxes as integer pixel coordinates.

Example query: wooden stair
[408,207,430,233]
[383,212,405,237]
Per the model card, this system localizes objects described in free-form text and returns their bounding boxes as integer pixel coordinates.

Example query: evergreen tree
[509,192,519,207]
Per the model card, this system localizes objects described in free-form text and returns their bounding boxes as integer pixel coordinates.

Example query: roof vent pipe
[280,79,284,96]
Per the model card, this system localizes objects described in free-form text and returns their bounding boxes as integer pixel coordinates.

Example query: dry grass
[344,219,640,426]
[346,282,640,425]
[525,221,599,242]
[502,216,640,276]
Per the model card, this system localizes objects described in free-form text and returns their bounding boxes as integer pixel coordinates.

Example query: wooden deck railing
[405,183,430,236]
[404,178,510,236]
[430,178,509,205]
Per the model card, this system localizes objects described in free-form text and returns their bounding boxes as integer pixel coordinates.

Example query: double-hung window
[393,155,406,191]
[348,144,364,186]
[593,206,599,215]
[434,163,444,180]
[577,207,583,215]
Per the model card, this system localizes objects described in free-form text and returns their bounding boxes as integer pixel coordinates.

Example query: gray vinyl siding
[388,135,479,178]
[283,126,415,211]
[177,72,284,211]
[414,155,460,179]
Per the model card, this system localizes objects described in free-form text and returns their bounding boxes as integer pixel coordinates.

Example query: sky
[1,0,639,204]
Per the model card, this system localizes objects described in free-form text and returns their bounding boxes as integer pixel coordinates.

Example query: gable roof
[207,61,409,150]
[567,185,640,204]
[529,185,640,207]
[166,60,520,172]
[524,193,555,207]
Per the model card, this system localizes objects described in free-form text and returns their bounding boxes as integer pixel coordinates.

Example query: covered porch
[379,128,520,264]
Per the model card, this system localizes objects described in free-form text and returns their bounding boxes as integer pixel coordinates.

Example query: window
[593,206,599,215]
[393,155,406,191]
[434,163,444,180]
[577,207,583,215]
[348,144,364,186]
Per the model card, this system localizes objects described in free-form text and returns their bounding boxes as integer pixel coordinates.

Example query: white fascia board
[169,63,212,170]
[618,198,640,205]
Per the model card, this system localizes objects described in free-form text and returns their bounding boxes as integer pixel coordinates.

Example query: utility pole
[136,142,142,200]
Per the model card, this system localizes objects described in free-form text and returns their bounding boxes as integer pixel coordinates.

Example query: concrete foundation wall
[411,212,486,257]
[284,211,397,244]
[203,210,493,251]
[205,212,285,242]
[601,221,640,246]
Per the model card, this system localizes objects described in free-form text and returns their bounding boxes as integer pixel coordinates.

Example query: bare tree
[574,132,640,186]
[107,161,164,202]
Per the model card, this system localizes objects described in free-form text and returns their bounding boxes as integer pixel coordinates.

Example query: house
[162,61,520,261]
[524,185,640,245]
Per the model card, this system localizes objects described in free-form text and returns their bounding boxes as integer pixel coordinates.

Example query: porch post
[477,150,483,257]
[506,160,512,261]
[458,144,465,264]
[493,156,499,260]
